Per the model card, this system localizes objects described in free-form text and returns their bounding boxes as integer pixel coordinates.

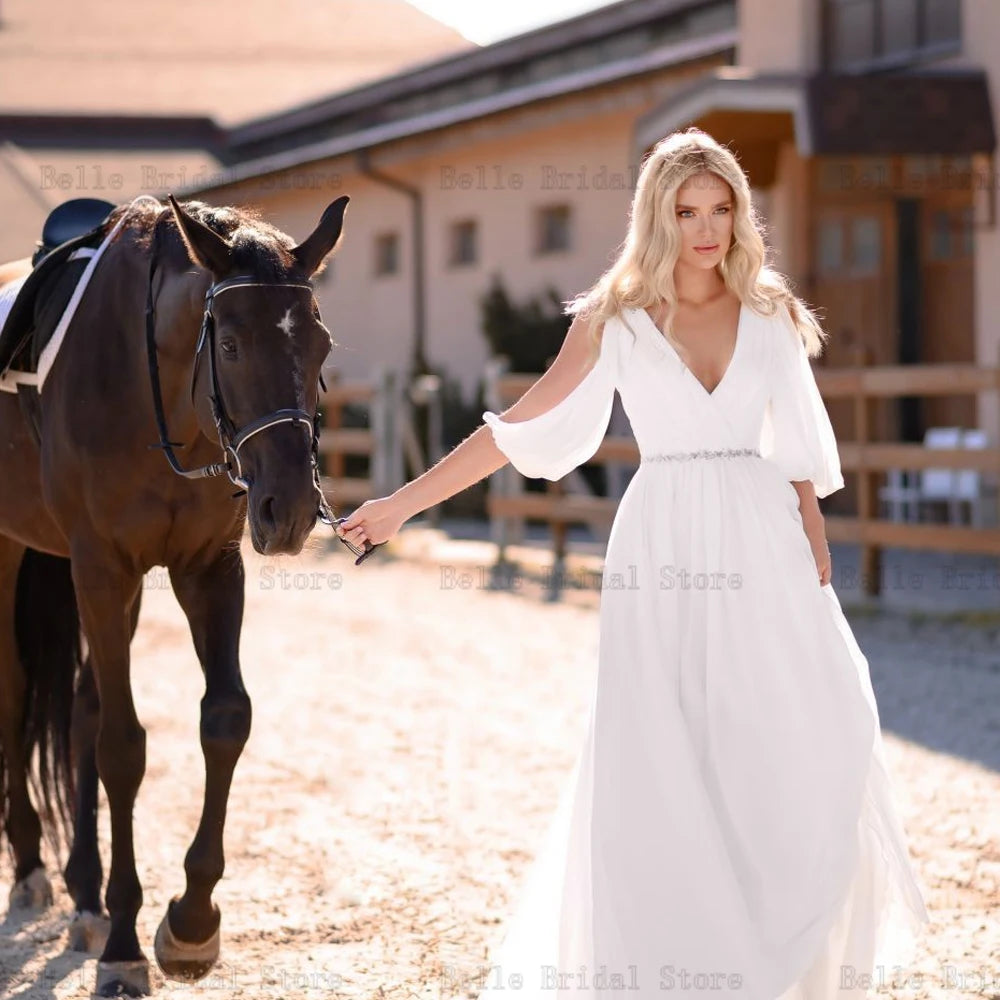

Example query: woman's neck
[673,264,727,307]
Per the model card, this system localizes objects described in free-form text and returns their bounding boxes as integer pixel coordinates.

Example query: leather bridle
[143,208,337,528]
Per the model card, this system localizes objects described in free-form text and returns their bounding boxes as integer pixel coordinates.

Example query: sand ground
[1,529,997,999]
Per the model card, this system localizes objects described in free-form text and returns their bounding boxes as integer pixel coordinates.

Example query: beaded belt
[640,447,761,462]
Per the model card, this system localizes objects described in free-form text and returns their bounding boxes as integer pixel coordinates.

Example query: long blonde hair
[566,127,827,359]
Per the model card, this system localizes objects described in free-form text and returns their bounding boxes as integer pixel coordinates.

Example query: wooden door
[919,195,976,429]
[811,200,898,443]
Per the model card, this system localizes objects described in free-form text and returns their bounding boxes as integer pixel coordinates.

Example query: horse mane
[103,198,299,281]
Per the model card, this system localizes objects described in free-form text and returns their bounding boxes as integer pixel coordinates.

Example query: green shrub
[479,273,569,373]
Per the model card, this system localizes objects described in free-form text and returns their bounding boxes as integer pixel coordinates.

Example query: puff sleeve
[758,304,845,499]
[482,319,619,481]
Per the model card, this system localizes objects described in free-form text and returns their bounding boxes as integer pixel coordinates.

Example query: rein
[143,208,337,527]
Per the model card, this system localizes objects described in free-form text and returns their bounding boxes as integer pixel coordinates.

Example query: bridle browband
[143,207,337,526]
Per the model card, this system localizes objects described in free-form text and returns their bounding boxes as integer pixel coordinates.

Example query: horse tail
[6,548,82,853]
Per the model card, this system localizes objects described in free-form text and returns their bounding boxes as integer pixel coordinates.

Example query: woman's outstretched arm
[335,311,610,550]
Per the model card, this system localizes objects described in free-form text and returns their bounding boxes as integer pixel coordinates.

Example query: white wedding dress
[477,302,930,1000]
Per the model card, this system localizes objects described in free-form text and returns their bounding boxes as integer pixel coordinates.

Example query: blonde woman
[336,129,929,999]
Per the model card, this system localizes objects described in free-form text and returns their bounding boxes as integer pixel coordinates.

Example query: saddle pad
[0,273,29,334]
[0,233,116,395]
[0,194,164,396]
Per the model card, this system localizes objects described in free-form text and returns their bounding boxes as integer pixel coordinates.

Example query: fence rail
[317,368,444,520]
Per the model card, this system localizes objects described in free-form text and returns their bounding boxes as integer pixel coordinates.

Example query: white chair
[877,468,921,523]
[918,426,963,524]
[955,428,993,527]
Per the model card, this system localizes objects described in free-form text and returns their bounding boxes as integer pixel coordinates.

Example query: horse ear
[290,196,350,277]
[166,194,233,276]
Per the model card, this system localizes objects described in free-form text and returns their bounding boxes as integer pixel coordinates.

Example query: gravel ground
[0,526,997,999]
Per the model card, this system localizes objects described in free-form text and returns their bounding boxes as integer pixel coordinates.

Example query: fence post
[388,371,406,494]
[852,343,880,598]
[410,374,443,527]
[326,370,344,485]
[370,365,390,496]
[484,357,523,562]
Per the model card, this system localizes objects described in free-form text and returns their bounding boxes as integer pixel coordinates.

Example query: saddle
[0,198,116,388]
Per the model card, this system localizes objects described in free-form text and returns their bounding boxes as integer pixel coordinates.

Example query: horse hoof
[153,910,220,981]
[68,909,110,952]
[8,867,53,909]
[95,958,151,997]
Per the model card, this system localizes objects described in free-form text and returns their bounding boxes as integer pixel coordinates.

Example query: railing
[317,367,444,522]
[818,356,1000,593]
[317,369,394,510]
[484,356,1000,597]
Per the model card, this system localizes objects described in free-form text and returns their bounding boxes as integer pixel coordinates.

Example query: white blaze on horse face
[276,306,306,407]
[277,307,295,339]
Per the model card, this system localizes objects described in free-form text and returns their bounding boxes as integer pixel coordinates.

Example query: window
[536,204,571,254]
[882,0,918,55]
[815,214,883,276]
[448,219,478,267]
[925,0,961,44]
[817,219,844,274]
[823,0,961,69]
[374,232,399,276]
[927,206,974,261]
[850,216,882,274]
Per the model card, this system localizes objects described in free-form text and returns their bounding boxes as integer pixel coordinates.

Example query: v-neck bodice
[483,298,846,500]
[633,302,746,399]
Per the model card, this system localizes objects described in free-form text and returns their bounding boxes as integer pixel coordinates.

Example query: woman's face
[672,171,734,271]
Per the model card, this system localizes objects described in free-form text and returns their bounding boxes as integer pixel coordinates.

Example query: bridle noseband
[144,210,336,526]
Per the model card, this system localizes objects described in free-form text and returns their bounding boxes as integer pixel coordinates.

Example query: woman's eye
[678,207,730,218]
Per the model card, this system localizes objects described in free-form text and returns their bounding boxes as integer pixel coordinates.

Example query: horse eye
[220,338,238,358]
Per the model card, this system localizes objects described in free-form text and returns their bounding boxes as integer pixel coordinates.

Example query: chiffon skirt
[474,455,930,1000]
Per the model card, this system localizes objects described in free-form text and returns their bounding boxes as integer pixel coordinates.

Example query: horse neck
[148,260,215,443]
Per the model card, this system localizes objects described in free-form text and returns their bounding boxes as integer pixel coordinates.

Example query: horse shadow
[0,902,92,999]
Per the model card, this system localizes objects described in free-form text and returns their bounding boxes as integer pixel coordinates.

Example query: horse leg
[64,654,106,950]
[0,536,51,909]
[154,553,250,982]
[64,594,141,951]
[70,549,149,998]
[1,542,81,910]
[64,589,142,954]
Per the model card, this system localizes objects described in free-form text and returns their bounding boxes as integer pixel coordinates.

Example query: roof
[635,66,997,156]
[226,0,734,156]
[807,71,996,155]
[172,28,736,197]
[0,114,225,150]
[0,0,475,127]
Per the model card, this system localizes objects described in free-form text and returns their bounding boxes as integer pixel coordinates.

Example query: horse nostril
[259,496,277,532]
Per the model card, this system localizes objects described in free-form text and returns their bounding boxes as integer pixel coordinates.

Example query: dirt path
[1,535,997,999]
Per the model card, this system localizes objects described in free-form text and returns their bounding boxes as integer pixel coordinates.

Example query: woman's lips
[694,244,719,254]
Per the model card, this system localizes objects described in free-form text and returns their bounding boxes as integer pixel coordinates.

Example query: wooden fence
[484,355,1000,597]
[317,368,443,520]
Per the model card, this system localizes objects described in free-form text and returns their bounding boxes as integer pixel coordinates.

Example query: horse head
[165,194,348,556]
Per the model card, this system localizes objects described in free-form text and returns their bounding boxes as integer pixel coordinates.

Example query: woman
[335,128,930,999]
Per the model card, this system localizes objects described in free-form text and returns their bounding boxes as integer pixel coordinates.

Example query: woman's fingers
[335,518,367,545]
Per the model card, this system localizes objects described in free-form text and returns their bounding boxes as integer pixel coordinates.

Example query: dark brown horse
[0,193,348,995]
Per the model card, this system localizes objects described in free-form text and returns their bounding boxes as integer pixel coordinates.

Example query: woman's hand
[791,481,832,587]
[803,512,832,586]
[334,494,410,550]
